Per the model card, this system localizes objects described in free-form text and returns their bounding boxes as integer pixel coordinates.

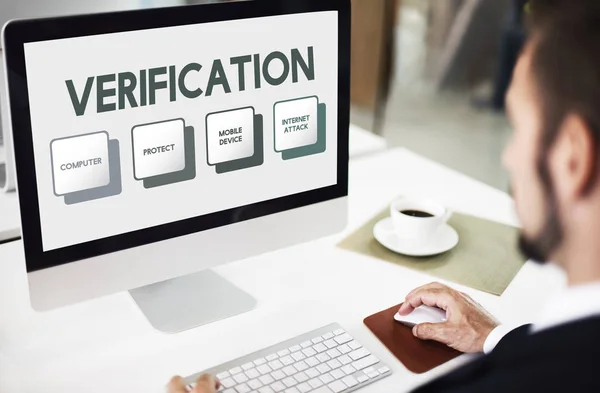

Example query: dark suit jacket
[412,316,600,392]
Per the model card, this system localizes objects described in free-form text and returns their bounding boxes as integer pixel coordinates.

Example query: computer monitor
[2,0,350,333]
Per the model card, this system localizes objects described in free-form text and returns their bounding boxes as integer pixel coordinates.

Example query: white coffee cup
[389,197,451,246]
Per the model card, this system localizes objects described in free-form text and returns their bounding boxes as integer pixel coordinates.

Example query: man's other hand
[398,282,500,353]
[167,374,219,393]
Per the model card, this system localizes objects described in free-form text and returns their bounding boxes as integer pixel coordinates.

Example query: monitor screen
[23,11,339,252]
[4,1,349,272]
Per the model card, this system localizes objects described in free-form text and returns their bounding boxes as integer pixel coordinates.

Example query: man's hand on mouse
[398,282,500,353]
[167,374,219,393]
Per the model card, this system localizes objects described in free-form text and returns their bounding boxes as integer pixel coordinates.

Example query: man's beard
[518,158,564,263]
[518,207,562,263]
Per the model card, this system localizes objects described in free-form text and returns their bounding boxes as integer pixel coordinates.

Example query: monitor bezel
[2,0,350,273]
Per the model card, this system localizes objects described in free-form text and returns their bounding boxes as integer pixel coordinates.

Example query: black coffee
[400,210,434,218]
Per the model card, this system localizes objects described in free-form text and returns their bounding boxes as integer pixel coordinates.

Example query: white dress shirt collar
[532,281,600,333]
[484,281,600,354]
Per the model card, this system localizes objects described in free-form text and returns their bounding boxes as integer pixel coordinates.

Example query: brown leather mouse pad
[364,303,461,374]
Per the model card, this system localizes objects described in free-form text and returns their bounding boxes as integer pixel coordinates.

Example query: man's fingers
[405,282,449,300]
[167,376,187,393]
[400,283,453,315]
[398,301,415,315]
[412,322,451,344]
[194,374,220,393]
[404,288,454,313]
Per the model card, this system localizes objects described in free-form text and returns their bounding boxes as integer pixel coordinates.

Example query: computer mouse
[394,305,447,327]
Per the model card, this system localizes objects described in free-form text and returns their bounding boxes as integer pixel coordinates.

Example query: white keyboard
[185,323,392,393]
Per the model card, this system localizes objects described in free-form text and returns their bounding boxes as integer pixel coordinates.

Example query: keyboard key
[289,345,302,353]
[314,344,328,353]
[326,348,341,359]
[341,365,356,375]
[356,375,369,383]
[316,353,331,363]
[302,347,317,357]
[338,345,351,354]
[291,352,306,362]
[316,364,332,374]
[330,369,345,380]
[221,378,236,388]
[338,355,352,365]
[217,371,231,380]
[257,365,272,375]
[230,367,243,375]
[341,376,358,388]
[378,366,391,374]
[254,358,267,366]
[328,380,347,393]
[312,387,334,393]
[278,349,290,357]
[334,334,353,345]
[266,354,279,361]
[326,359,342,369]
[259,387,274,393]
[223,389,235,393]
[301,341,312,349]
[269,360,284,370]
[322,332,334,340]
[271,381,286,392]
[348,341,361,350]
[312,337,324,344]
[248,379,263,390]
[282,366,297,376]
[280,356,294,366]
[294,372,309,383]
[296,382,311,393]
[366,370,379,379]
[319,373,334,384]
[309,378,324,389]
[242,362,255,371]
[283,377,297,387]
[349,348,370,361]
[272,370,286,380]
[333,329,345,336]
[294,361,309,372]
[234,373,249,384]
[285,388,300,393]
[323,339,337,349]
[305,368,320,378]
[352,355,379,371]
[363,367,375,375]
[236,383,251,393]
[246,368,260,379]
[259,375,275,385]
[305,357,320,367]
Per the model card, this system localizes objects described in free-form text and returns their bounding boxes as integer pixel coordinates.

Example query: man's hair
[527,0,600,185]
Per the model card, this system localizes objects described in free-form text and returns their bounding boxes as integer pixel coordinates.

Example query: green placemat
[338,209,526,296]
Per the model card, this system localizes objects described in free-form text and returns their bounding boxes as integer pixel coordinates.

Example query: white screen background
[23,11,339,251]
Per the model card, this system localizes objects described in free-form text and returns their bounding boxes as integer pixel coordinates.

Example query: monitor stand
[129,270,256,333]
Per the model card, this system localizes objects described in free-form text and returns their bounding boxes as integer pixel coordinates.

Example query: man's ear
[550,114,596,202]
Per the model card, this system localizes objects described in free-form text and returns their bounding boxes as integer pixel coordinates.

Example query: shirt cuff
[483,324,519,354]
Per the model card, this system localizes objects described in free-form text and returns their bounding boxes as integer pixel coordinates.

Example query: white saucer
[373,217,459,257]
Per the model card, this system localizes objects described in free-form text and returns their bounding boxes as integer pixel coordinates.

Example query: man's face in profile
[502,43,563,263]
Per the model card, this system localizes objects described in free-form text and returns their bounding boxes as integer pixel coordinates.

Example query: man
[170,0,600,391]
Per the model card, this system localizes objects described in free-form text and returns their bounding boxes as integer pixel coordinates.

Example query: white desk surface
[0,191,19,242]
[0,126,384,244]
[0,148,565,393]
